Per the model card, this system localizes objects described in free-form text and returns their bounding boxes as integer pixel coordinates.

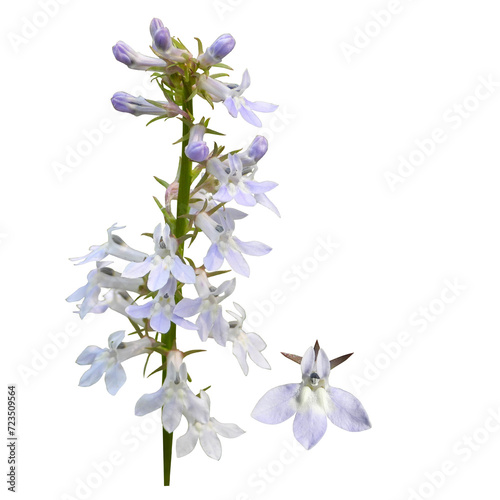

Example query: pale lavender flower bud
[150,18,164,38]
[238,136,269,168]
[153,27,173,52]
[198,34,236,68]
[112,41,166,71]
[111,92,166,117]
[111,92,186,118]
[185,124,209,162]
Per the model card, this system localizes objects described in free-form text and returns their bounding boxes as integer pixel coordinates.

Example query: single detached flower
[198,34,236,68]
[121,223,195,291]
[176,391,244,460]
[77,331,155,395]
[112,41,167,70]
[194,210,271,277]
[185,124,210,162]
[227,303,270,375]
[251,342,371,450]
[135,351,209,432]
[198,70,278,127]
[126,279,198,334]
[70,223,148,265]
[173,270,236,345]
[111,92,186,118]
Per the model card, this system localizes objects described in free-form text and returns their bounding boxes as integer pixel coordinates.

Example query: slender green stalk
[161,78,194,487]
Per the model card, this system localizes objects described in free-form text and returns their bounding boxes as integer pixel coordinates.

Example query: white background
[3,0,500,499]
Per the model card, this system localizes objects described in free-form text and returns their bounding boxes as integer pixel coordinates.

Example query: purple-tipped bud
[150,18,164,38]
[247,136,268,162]
[153,27,172,53]
[198,34,236,68]
[111,92,168,117]
[209,34,236,59]
[112,41,166,71]
[238,136,269,168]
[185,124,210,162]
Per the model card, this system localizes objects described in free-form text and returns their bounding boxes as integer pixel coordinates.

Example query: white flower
[173,270,236,345]
[195,210,271,277]
[76,331,155,395]
[207,154,277,208]
[121,223,195,291]
[227,303,270,375]
[176,391,244,460]
[198,70,278,127]
[126,279,198,334]
[135,351,209,432]
[70,223,148,266]
[67,263,144,319]
[251,343,371,450]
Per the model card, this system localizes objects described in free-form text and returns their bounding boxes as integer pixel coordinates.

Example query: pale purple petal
[234,189,257,206]
[196,310,212,341]
[225,248,250,277]
[126,301,155,319]
[185,392,210,424]
[206,158,229,182]
[176,426,199,458]
[174,297,202,317]
[301,347,315,376]
[171,256,196,284]
[244,180,278,194]
[251,383,301,424]
[135,387,166,415]
[293,405,328,450]
[326,388,371,432]
[105,363,127,395]
[233,238,271,256]
[232,341,249,375]
[211,418,245,438]
[224,97,238,117]
[79,286,101,319]
[76,346,103,365]
[204,243,224,271]
[240,104,262,127]
[200,428,222,460]
[316,348,330,379]
[66,284,88,302]
[79,359,108,387]
[246,331,266,351]
[246,336,271,370]
[162,396,183,432]
[240,69,251,91]
[212,308,229,346]
[255,193,280,216]
[172,315,198,331]
[108,330,125,349]
[150,309,172,334]
[147,262,171,291]
[214,184,233,202]
[246,101,279,113]
[122,256,154,278]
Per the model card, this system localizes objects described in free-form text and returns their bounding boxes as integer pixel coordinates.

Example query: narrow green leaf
[154,176,170,189]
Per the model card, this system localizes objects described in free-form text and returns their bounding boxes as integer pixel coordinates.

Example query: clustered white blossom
[68,17,278,463]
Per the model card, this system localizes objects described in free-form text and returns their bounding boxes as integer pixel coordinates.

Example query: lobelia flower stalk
[67,17,279,486]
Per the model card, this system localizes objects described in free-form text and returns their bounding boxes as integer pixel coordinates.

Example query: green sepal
[154,176,170,190]
[213,62,233,71]
[194,37,203,56]
[209,73,230,79]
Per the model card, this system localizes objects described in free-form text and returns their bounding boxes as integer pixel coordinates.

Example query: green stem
[162,78,194,487]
